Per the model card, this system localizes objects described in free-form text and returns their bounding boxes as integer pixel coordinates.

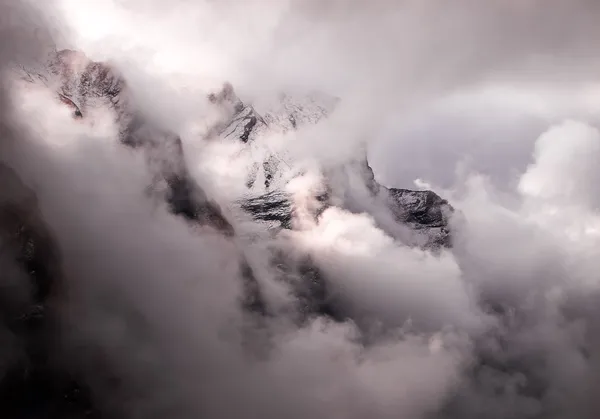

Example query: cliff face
[360,159,453,248]
[217,92,453,248]
[201,81,452,245]
[2,50,456,417]
[41,50,235,236]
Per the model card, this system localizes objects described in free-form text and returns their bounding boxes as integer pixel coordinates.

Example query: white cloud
[6,1,600,418]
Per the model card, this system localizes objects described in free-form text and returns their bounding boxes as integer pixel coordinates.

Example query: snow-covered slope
[210,83,453,247]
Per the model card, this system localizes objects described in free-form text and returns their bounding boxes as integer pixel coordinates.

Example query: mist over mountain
[2,1,600,419]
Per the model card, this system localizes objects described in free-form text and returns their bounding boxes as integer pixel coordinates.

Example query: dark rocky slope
[0,162,101,418]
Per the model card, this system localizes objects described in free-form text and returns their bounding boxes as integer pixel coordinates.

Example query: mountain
[2,49,455,418]
[206,83,337,190]
[15,48,456,318]
[206,81,453,247]
[20,48,456,318]
[27,49,453,247]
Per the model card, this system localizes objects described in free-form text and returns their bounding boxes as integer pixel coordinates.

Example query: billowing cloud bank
[2,1,600,418]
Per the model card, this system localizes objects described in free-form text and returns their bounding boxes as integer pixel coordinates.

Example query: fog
[1,0,600,418]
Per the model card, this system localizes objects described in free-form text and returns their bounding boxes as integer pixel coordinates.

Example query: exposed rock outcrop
[207,87,452,322]
[43,49,234,236]
[360,159,453,248]
[205,82,453,247]
[222,105,453,249]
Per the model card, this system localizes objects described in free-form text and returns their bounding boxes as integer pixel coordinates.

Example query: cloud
[519,120,600,208]
[4,1,600,419]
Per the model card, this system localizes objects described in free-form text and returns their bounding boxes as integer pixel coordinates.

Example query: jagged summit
[209,84,452,247]
[207,83,336,143]
[205,83,337,190]
[360,159,453,248]
[19,49,453,248]
[202,82,453,247]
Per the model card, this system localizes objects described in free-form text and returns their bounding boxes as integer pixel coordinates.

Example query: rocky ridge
[206,81,453,247]
[1,49,454,418]
[19,50,453,247]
